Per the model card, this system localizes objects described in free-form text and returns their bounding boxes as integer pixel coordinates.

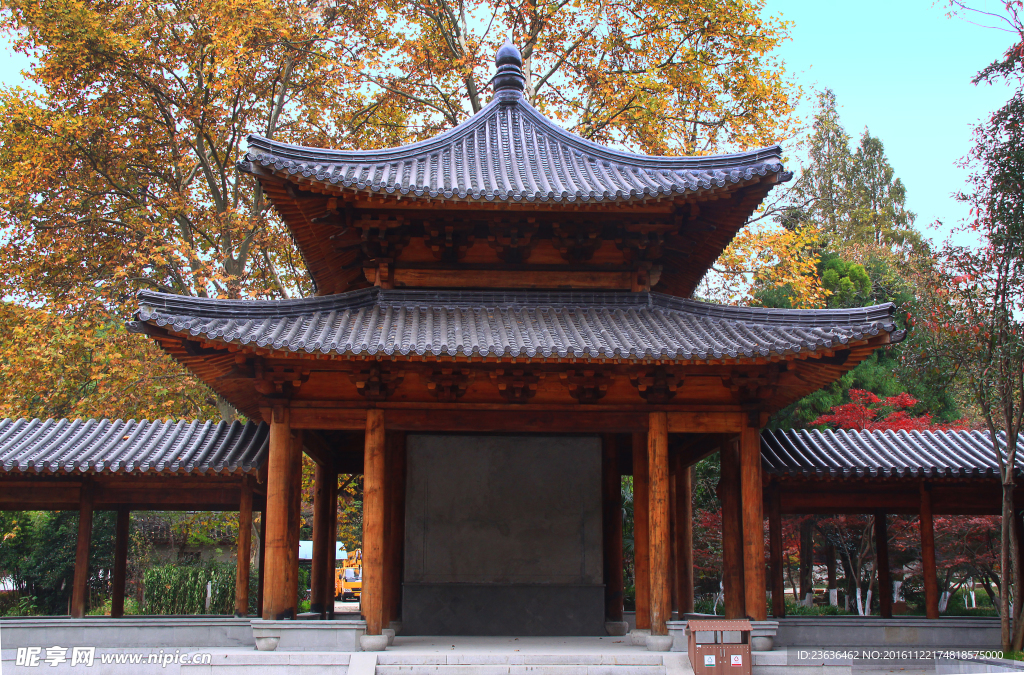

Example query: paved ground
[386,636,642,654]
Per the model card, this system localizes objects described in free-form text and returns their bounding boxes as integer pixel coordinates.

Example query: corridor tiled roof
[132,288,903,361]
[762,428,1024,480]
[0,418,268,475]
[238,43,786,205]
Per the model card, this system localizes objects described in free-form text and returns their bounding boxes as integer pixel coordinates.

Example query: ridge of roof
[134,288,898,329]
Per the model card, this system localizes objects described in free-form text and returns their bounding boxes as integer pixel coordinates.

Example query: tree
[920,2,1024,647]
[0,0,800,421]
[810,389,967,432]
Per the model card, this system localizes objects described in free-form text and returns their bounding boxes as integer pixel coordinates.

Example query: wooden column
[674,460,694,616]
[768,484,785,618]
[111,507,130,618]
[326,464,339,619]
[648,412,671,635]
[740,424,766,621]
[719,436,745,619]
[920,483,939,619]
[311,461,331,616]
[632,431,651,630]
[363,409,387,635]
[383,431,406,627]
[70,484,94,618]
[875,511,892,618]
[256,511,266,614]
[262,404,301,620]
[234,478,253,617]
[602,434,624,622]
[799,517,814,604]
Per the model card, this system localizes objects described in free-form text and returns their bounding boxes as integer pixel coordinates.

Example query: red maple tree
[811,389,968,432]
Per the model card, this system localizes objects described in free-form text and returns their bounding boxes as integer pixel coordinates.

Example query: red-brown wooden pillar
[648,412,671,636]
[263,405,302,620]
[632,431,651,630]
[326,464,339,619]
[719,436,745,619]
[767,483,785,618]
[602,434,624,622]
[363,409,387,635]
[111,506,130,618]
[675,463,694,616]
[311,460,332,616]
[920,483,939,619]
[234,479,253,617]
[383,431,406,627]
[875,511,892,618]
[70,484,94,618]
[740,424,767,621]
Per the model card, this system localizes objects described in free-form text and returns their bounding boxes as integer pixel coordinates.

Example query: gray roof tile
[762,428,1024,480]
[238,44,786,205]
[133,288,902,361]
[0,418,268,475]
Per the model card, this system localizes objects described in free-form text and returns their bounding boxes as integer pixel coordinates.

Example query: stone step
[374,666,666,675]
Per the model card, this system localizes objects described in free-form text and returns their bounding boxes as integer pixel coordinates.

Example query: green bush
[142,562,265,615]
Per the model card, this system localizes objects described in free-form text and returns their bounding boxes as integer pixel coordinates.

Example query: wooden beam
[648,412,671,636]
[875,511,892,619]
[719,436,745,619]
[263,405,301,620]
[667,411,745,434]
[767,485,785,618]
[632,431,651,631]
[235,479,253,617]
[675,463,695,616]
[111,507,130,618]
[920,483,939,619]
[363,409,386,635]
[311,461,331,616]
[602,434,624,622]
[740,424,767,621]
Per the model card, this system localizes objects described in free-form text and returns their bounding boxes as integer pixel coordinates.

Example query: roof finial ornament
[492,40,526,97]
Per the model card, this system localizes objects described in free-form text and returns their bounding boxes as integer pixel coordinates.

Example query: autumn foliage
[810,389,969,432]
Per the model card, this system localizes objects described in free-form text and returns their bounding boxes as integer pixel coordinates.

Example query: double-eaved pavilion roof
[134,288,901,362]
[237,41,791,297]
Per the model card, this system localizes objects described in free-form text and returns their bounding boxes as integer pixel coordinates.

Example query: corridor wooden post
[632,431,651,631]
[263,404,301,620]
[363,409,387,635]
[740,423,766,621]
[799,517,814,605]
[383,431,407,627]
[674,461,694,616]
[719,436,745,619]
[234,479,253,617]
[768,484,785,618]
[602,434,624,622]
[311,461,331,616]
[648,412,671,636]
[70,483,94,618]
[875,511,892,618]
[256,510,266,615]
[111,506,130,618]
[920,483,939,619]
[326,461,339,619]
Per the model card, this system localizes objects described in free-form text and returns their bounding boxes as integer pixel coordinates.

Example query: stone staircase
[372,653,673,674]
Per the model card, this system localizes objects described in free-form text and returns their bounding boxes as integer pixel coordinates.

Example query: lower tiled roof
[0,418,268,475]
[132,288,902,361]
[762,428,1024,480]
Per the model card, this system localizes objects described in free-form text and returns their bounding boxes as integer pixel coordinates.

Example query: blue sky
[0,1,1017,247]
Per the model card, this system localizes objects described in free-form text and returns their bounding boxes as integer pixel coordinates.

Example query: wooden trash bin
[686,618,752,674]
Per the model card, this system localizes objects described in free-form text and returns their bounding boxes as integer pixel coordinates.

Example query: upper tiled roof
[132,288,902,362]
[238,44,786,205]
[0,417,268,475]
[762,428,1024,480]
